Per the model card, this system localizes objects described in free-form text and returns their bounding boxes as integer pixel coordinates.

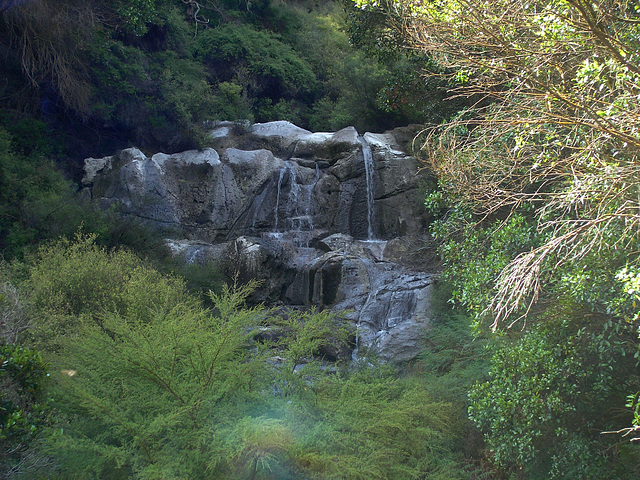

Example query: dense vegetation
[1,234,475,479]
[0,0,452,162]
[354,0,640,477]
[3,0,640,478]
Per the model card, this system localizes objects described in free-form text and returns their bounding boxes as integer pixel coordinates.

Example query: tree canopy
[354,0,640,476]
[356,0,640,325]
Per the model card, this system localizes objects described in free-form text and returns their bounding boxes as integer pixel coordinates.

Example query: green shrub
[0,344,50,476]
[211,81,254,123]
[196,23,317,122]
[468,312,639,478]
[27,233,189,349]
[19,235,472,479]
[294,367,468,480]
[43,285,264,479]
[114,0,163,36]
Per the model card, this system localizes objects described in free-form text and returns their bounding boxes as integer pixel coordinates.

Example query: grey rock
[292,126,359,163]
[82,155,112,185]
[316,233,354,252]
[152,148,220,169]
[248,121,312,154]
[85,122,438,362]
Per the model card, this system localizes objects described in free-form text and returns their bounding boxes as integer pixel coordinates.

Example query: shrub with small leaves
[0,343,50,474]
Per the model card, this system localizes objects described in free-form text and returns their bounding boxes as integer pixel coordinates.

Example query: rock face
[83,121,436,362]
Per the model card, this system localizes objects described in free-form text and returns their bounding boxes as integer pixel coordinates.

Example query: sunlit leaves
[19,235,469,479]
[356,0,640,473]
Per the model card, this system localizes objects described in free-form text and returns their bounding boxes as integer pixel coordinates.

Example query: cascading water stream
[358,136,376,240]
[286,162,302,230]
[274,165,287,233]
[303,163,321,231]
[273,161,322,243]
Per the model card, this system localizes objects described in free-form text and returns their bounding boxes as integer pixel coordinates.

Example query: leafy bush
[44,285,264,479]
[0,344,50,476]
[429,212,540,327]
[17,236,472,479]
[211,81,254,124]
[298,367,468,480]
[196,23,318,122]
[468,311,639,478]
[27,233,188,350]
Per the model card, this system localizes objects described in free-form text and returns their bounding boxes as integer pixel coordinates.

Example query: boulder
[247,120,312,155]
[316,233,354,252]
[292,126,359,163]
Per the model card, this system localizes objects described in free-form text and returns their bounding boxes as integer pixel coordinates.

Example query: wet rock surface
[83,121,437,362]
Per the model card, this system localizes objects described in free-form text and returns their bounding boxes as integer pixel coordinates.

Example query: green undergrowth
[0,234,473,479]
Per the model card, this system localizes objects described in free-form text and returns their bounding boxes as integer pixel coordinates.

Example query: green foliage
[0,124,164,261]
[1,117,55,158]
[350,3,640,475]
[0,125,78,259]
[45,286,264,478]
[281,4,392,132]
[88,36,215,150]
[2,0,448,158]
[196,22,318,124]
[0,344,50,475]
[162,257,225,301]
[424,189,640,477]
[345,1,469,126]
[114,0,162,36]
[297,367,467,480]
[468,311,639,478]
[431,212,539,325]
[346,0,409,61]
[305,43,388,132]
[22,236,260,477]
[428,198,640,477]
[211,81,254,124]
[27,234,187,347]
[420,283,491,400]
[268,308,353,372]
[13,236,472,479]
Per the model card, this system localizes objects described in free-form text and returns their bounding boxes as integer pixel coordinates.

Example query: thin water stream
[358,137,376,239]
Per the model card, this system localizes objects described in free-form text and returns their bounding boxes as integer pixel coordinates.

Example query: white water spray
[358,136,376,239]
[274,166,286,232]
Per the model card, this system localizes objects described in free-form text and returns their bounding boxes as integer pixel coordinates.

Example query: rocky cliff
[83,121,437,362]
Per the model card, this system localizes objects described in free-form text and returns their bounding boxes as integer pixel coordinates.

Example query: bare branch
[602,425,640,441]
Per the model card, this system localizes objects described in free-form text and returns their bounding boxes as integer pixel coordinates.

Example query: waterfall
[274,165,287,232]
[274,161,321,237]
[300,163,321,232]
[286,162,303,231]
[358,137,376,239]
[87,121,435,363]
[185,247,199,264]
